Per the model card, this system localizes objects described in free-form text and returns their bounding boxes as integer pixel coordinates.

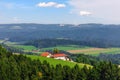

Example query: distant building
[52,53,70,61]
[41,52,72,61]
[41,52,52,58]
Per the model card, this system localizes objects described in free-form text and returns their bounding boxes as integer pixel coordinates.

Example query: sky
[0,0,120,24]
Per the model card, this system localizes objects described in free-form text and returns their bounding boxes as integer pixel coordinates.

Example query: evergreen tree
[53,48,59,54]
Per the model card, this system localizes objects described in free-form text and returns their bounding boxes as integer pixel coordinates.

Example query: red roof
[41,52,50,57]
[52,53,67,58]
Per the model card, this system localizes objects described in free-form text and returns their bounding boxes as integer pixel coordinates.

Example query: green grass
[15,44,120,56]
[12,45,37,51]
[5,41,18,45]
[26,55,92,68]
[3,40,120,56]
[70,48,120,56]
[90,48,120,55]
[41,46,120,56]
[1,40,38,52]
[41,45,90,51]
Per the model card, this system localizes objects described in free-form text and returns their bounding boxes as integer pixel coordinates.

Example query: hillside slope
[1,24,120,47]
[26,55,92,68]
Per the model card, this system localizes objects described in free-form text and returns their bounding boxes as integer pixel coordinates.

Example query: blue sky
[0,0,120,24]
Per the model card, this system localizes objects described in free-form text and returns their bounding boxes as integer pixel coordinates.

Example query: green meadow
[40,45,90,51]
[13,45,37,51]
[41,45,120,56]
[2,40,120,56]
[67,48,120,56]
[26,55,92,68]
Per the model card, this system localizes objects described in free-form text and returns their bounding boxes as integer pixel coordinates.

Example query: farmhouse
[41,52,52,58]
[41,52,72,61]
[52,53,71,61]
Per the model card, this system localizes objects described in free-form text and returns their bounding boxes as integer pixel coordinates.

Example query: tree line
[74,53,120,65]
[24,39,119,48]
[0,45,120,80]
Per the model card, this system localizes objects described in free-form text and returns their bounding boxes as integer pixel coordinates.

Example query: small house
[41,52,52,58]
[41,52,72,61]
[52,53,70,61]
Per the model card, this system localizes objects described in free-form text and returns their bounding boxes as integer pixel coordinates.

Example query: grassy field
[2,40,120,56]
[41,45,120,56]
[14,45,37,50]
[26,55,92,68]
[67,48,120,56]
[0,40,38,52]
[8,45,120,56]
[40,45,90,51]
[13,45,38,51]
[4,41,18,45]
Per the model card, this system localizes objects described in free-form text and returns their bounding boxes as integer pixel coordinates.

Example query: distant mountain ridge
[1,23,120,47]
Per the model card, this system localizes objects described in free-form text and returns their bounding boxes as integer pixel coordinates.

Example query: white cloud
[69,0,120,24]
[55,4,66,8]
[37,2,56,7]
[36,2,66,8]
[80,11,92,16]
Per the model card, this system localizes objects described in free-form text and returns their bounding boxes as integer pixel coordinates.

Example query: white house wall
[54,57,67,61]
[47,54,52,58]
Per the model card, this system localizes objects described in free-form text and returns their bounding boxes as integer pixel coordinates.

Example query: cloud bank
[80,11,92,16]
[36,2,66,8]
[69,0,120,23]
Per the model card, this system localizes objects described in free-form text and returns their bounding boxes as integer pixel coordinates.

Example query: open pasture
[26,55,92,68]
[67,48,120,55]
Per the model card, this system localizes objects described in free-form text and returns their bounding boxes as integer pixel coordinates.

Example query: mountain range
[0,23,120,47]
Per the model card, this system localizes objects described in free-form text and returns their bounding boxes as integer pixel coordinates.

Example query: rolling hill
[1,23,120,47]
[26,55,92,68]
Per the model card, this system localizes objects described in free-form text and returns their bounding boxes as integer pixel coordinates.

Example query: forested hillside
[75,54,120,65]
[1,24,120,47]
[24,39,116,48]
[1,45,120,80]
